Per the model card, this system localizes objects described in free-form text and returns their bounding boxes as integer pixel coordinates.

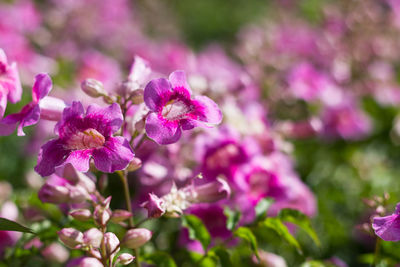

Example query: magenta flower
[0,48,22,118]
[0,73,59,136]
[34,101,134,176]
[144,70,222,145]
[372,203,400,241]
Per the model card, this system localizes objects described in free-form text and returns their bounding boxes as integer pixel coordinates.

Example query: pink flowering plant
[3,0,400,266]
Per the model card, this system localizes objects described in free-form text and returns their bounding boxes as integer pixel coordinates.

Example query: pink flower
[0,48,22,118]
[34,101,134,176]
[0,73,64,136]
[372,203,400,241]
[144,70,222,145]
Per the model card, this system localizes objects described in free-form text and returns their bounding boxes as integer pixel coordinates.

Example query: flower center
[162,99,192,120]
[67,128,106,150]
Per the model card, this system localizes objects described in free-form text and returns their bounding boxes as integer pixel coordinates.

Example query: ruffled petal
[373,214,400,241]
[145,112,181,145]
[34,139,71,177]
[92,136,134,173]
[85,103,123,136]
[32,73,52,103]
[0,104,40,136]
[62,149,93,173]
[169,70,192,95]
[144,78,171,112]
[56,101,85,138]
[193,95,223,125]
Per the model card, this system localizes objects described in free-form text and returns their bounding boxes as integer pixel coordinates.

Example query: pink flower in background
[322,100,372,140]
[0,48,22,118]
[0,73,65,136]
[373,203,400,241]
[144,70,222,145]
[35,101,134,176]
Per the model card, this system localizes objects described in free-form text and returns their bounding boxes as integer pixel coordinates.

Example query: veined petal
[32,73,52,103]
[194,95,223,124]
[373,214,400,241]
[35,139,71,177]
[144,78,171,112]
[92,136,134,173]
[169,70,192,96]
[85,103,123,136]
[145,112,181,145]
[61,150,93,173]
[56,101,85,138]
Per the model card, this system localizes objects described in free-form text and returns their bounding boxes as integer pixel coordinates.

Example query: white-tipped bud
[111,210,133,223]
[117,253,135,265]
[58,228,83,249]
[69,209,92,221]
[122,228,152,249]
[127,157,142,172]
[81,79,107,98]
[83,228,103,248]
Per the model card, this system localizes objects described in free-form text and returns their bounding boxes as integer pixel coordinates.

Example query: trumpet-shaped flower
[144,70,222,145]
[0,48,22,118]
[35,101,134,176]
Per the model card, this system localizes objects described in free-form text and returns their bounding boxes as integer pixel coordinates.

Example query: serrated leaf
[255,198,274,221]
[224,207,241,231]
[262,217,302,254]
[182,214,211,251]
[143,251,177,267]
[0,218,34,234]
[278,209,320,247]
[234,227,260,260]
[210,246,232,267]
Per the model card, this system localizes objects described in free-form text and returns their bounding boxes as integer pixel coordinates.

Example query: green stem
[117,170,141,267]
[373,237,381,266]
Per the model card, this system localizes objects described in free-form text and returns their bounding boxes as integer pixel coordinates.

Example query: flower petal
[169,70,192,95]
[144,78,171,112]
[194,95,223,124]
[4,63,22,104]
[92,136,134,173]
[145,112,181,145]
[0,89,7,118]
[35,139,71,177]
[62,149,93,173]
[56,101,85,138]
[85,103,123,136]
[373,214,400,241]
[32,73,52,103]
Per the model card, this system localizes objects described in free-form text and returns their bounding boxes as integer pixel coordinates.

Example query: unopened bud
[81,79,107,98]
[117,253,135,265]
[38,183,69,204]
[141,193,165,218]
[41,242,69,263]
[68,257,103,267]
[58,228,83,249]
[111,210,132,223]
[127,157,142,172]
[83,228,103,248]
[188,178,231,203]
[129,89,144,104]
[70,209,91,221]
[69,185,90,204]
[122,228,152,249]
[104,232,120,256]
[94,205,111,226]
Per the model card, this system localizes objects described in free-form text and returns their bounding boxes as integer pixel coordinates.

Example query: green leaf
[0,218,34,234]
[224,207,241,231]
[254,198,273,221]
[143,251,177,267]
[234,227,260,260]
[262,217,302,254]
[182,214,211,251]
[210,246,232,267]
[278,209,320,247]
